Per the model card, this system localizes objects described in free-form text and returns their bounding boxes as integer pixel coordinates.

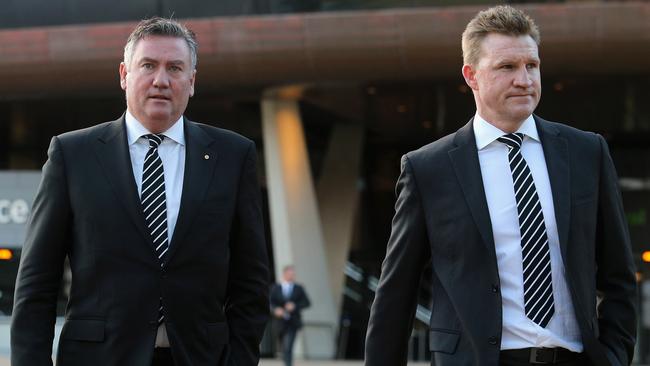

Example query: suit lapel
[535,119,604,361]
[166,119,219,262]
[92,116,152,246]
[536,116,571,260]
[448,120,496,252]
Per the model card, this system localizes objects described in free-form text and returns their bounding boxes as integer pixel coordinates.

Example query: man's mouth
[149,95,170,101]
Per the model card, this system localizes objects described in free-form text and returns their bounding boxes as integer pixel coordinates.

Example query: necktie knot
[145,134,164,149]
[497,133,524,151]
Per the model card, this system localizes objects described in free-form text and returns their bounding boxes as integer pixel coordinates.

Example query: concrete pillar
[262,96,337,359]
[316,123,364,314]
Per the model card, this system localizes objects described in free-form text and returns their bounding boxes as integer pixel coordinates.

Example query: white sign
[0,199,30,224]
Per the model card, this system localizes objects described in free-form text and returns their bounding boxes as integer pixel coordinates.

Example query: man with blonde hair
[366,6,636,366]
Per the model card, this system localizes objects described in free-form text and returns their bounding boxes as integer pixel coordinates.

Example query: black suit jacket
[11,116,270,366]
[365,117,637,366]
[270,283,311,331]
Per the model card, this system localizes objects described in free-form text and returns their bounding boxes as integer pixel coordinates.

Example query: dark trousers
[280,327,298,366]
[151,348,175,366]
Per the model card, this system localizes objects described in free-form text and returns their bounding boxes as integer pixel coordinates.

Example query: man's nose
[152,68,170,88]
[513,67,532,87]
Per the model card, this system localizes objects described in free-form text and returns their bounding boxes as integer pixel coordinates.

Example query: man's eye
[169,66,182,72]
[526,63,538,69]
[142,63,154,70]
[500,65,513,70]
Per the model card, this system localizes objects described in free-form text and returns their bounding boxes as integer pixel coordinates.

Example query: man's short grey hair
[123,17,198,70]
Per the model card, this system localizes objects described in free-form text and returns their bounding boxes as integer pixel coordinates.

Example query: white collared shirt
[281,281,294,299]
[125,110,186,348]
[473,113,582,351]
[125,110,185,242]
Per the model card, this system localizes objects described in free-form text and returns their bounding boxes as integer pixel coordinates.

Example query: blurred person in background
[11,17,269,366]
[365,5,636,366]
[270,265,311,366]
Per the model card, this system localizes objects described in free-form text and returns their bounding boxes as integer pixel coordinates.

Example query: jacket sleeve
[11,137,70,366]
[594,135,637,366]
[225,141,270,366]
[296,285,311,311]
[365,155,430,366]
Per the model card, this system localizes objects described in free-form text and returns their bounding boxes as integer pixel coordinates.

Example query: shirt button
[488,336,498,345]
[491,285,499,293]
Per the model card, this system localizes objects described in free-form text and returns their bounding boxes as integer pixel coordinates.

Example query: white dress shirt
[281,282,294,320]
[125,110,186,347]
[281,282,294,299]
[473,113,582,351]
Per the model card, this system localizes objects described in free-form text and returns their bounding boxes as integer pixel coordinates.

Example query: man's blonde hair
[462,5,540,66]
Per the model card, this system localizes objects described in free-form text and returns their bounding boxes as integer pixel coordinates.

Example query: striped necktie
[497,133,555,328]
[141,134,168,325]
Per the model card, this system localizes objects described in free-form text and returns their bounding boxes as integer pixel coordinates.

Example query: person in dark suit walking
[365,6,636,366]
[270,265,311,366]
[11,17,270,366]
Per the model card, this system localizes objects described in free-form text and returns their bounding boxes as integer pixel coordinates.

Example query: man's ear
[462,64,479,91]
[189,69,196,97]
[119,62,128,91]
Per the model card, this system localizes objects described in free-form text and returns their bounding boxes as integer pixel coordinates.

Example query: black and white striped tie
[141,134,168,325]
[498,133,555,328]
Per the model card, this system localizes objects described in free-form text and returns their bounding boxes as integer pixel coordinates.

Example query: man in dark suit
[11,17,270,366]
[270,265,311,366]
[365,6,636,366]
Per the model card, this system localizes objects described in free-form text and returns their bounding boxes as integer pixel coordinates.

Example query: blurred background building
[0,0,649,362]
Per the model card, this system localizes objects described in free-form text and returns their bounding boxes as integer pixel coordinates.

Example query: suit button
[488,336,498,345]
[491,285,499,293]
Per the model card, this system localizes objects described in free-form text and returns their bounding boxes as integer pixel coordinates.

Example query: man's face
[119,36,195,133]
[462,33,541,129]
[283,268,295,283]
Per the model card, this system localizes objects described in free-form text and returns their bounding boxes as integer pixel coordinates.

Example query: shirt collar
[473,113,539,150]
[125,110,185,146]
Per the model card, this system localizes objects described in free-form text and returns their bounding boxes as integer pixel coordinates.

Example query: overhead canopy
[0,2,648,98]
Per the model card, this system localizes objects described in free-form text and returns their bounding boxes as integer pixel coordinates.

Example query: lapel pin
[204,154,210,160]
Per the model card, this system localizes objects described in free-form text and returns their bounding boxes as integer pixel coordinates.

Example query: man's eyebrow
[494,55,540,64]
[137,57,158,64]
[136,58,187,65]
[167,60,187,65]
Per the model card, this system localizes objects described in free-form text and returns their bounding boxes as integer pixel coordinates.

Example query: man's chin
[507,105,536,120]
[138,111,180,132]
[144,110,174,123]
